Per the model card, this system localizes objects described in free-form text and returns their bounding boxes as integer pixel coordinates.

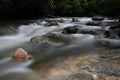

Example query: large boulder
[92,16,104,21]
[12,48,32,61]
[44,21,59,26]
[86,21,101,26]
[30,36,48,44]
[104,31,110,38]
[30,33,68,45]
[62,26,78,34]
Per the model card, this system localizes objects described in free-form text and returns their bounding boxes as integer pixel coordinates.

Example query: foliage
[0,0,120,20]
[0,0,53,20]
[101,0,120,17]
[54,0,120,17]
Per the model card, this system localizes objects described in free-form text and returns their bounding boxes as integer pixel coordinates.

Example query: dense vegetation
[54,0,120,17]
[0,0,53,20]
[0,0,120,20]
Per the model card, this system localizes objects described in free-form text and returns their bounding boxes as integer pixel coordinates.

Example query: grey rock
[0,26,17,36]
[44,21,59,26]
[86,21,101,26]
[71,18,79,22]
[62,26,78,34]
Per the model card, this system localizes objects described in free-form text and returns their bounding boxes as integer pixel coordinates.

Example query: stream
[0,17,120,80]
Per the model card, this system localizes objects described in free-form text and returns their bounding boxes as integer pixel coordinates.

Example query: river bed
[0,17,120,80]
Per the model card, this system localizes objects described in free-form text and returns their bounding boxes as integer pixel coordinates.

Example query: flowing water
[0,17,120,80]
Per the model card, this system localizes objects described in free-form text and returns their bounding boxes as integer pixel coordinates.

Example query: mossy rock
[62,26,78,34]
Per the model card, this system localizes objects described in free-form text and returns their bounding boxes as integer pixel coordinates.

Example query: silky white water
[0,17,119,80]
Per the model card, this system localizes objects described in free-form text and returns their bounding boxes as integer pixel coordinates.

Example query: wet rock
[71,18,79,22]
[79,30,96,35]
[30,36,48,44]
[95,33,105,39]
[12,48,32,61]
[62,26,78,34]
[0,26,17,36]
[109,26,117,30]
[104,31,110,38]
[118,33,120,37]
[44,21,59,26]
[104,31,120,39]
[86,21,101,26]
[45,19,64,23]
[0,33,3,36]
[97,40,110,47]
[30,33,70,45]
[92,16,104,21]
[95,30,120,40]
[109,23,120,30]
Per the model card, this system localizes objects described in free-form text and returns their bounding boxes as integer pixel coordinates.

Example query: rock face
[12,48,32,61]
[62,26,78,34]
[44,21,59,26]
